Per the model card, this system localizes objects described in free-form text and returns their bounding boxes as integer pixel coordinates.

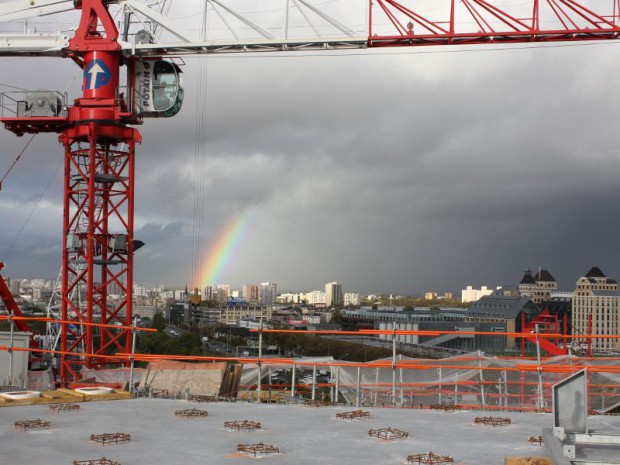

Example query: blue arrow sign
[84,59,112,90]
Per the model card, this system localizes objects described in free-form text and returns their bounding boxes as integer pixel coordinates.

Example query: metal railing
[0,90,68,118]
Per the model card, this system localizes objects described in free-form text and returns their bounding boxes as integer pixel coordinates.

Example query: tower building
[572,267,620,351]
[325,281,343,307]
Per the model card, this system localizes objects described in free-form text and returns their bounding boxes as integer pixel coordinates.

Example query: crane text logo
[136,62,152,112]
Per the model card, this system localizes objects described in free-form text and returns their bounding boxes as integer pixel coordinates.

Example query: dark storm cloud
[2,9,620,293]
[137,222,185,245]
[172,46,620,293]
[132,222,194,284]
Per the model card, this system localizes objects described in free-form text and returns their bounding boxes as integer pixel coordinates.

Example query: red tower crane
[1,0,619,384]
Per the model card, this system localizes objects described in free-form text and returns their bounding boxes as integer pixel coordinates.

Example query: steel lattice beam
[58,124,138,380]
[369,0,620,47]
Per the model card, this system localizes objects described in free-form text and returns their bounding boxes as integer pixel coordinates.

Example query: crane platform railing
[0,91,68,119]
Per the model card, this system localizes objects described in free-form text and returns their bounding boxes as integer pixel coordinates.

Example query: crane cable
[0,134,36,192]
[191,2,210,292]
[2,157,63,262]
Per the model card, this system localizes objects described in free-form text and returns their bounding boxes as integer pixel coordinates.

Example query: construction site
[0,396,589,465]
[2,352,620,464]
[1,0,620,464]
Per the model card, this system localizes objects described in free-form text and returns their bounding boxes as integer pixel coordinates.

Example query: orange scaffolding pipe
[252,327,620,340]
[3,345,620,375]
[0,315,157,333]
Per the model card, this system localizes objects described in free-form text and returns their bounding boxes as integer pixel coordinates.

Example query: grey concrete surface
[1,399,618,464]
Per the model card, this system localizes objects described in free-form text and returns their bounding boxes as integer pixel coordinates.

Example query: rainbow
[199,212,249,287]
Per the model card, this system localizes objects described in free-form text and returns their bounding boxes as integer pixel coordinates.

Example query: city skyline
[6,264,615,298]
[2,6,620,293]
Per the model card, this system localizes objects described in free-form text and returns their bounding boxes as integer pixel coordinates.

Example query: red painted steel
[0,263,37,337]
[43,0,141,382]
[0,0,141,383]
[587,312,593,357]
[521,309,567,357]
[58,124,139,381]
[369,0,620,47]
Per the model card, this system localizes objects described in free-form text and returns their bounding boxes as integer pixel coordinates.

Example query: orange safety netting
[237,353,620,412]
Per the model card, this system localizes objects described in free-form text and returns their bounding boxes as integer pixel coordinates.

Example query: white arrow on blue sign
[84,59,112,90]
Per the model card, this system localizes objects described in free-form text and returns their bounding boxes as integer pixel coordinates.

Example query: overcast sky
[1,1,620,295]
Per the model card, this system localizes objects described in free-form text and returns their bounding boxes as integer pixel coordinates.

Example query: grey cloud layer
[1,42,619,292]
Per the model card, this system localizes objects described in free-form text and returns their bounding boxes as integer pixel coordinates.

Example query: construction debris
[224,420,262,431]
[188,395,219,403]
[90,433,131,446]
[336,410,370,420]
[49,403,80,412]
[14,419,51,431]
[528,435,543,446]
[430,404,462,412]
[139,361,235,397]
[220,363,243,398]
[504,457,552,465]
[175,408,209,418]
[304,399,333,407]
[237,442,280,457]
[474,416,511,427]
[407,451,454,465]
[73,458,121,465]
[368,427,410,440]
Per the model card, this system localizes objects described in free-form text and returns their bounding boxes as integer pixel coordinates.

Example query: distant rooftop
[468,295,533,319]
[585,266,606,278]
[519,268,537,285]
[534,269,556,282]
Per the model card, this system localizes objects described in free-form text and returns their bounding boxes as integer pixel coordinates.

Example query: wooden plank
[59,388,83,397]
[41,390,66,399]
[83,391,131,402]
[0,388,130,407]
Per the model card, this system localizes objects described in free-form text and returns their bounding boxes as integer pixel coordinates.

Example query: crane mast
[1,0,620,385]
[2,0,142,382]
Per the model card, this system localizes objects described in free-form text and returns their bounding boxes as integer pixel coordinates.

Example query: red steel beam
[369,0,620,47]
[0,262,36,339]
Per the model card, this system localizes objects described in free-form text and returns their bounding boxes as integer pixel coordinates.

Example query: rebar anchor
[407,451,454,465]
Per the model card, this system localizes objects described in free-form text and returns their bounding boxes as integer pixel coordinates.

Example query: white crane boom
[0,0,74,22]
[0,0,368,57]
